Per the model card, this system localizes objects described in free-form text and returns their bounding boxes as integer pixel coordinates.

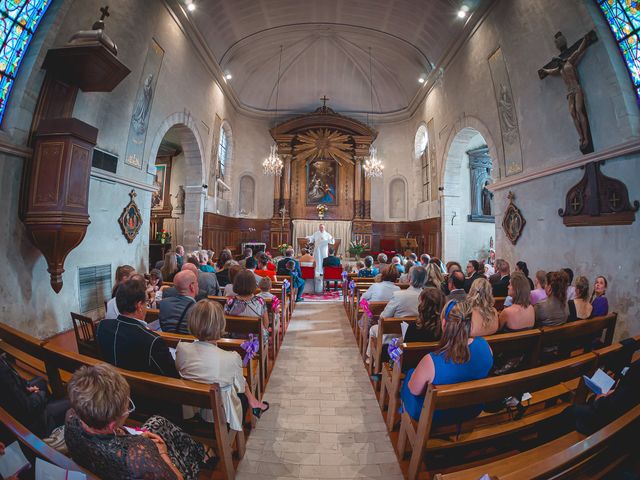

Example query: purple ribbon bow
[359,298,373,319]
[348,280,356,294]
[388,337,403,367]
[341,271,348,281]
[241,334,259,367]
[283,279,291,290]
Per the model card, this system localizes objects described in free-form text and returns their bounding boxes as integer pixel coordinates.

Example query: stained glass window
[598,0,640,100]
[0,0,52,124]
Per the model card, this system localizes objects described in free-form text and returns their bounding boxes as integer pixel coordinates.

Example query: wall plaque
[502,191,526,244]
[118,190,143,243]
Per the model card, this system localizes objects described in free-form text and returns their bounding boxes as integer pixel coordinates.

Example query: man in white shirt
[306,224,334,276]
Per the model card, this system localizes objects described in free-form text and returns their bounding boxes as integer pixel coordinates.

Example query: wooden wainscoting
[203,213,272,255]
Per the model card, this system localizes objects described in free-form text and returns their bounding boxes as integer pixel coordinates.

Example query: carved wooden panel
[66,144,91,208]
[33,142,64,207]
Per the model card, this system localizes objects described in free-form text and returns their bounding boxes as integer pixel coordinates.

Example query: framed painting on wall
[306,159,337,205]
[151,156,172,215]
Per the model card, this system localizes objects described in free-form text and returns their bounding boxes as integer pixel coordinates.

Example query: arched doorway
[148,113,206,256]
[441,119,499,266]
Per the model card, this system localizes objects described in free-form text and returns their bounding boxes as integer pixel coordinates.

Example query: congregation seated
[358,255,379,278]
[424,262,445,291]
[97,277,178,377]
[238,247,253,268]
[515,260,535,290]
[255,253,277,281]
[530,269,548,305]
[407,252,419,266]
[445,261,462,275]
[160,251,179,283]
[146,268,163,307]
[277,248,305,301]
[164,262,220,300]
[420,253,430,266]
[568,275,593,321]
[361,265,400,302]
[498,271,535,332]
[159,270,197,334]
[322,247,341,268]
[563,267,576,301]
[175,300,269,432]
[223,264,243,297]
[391,255,405,274]
[403,288,445,343]
[468,277,499,337]
[367,266,426,361]
[64,363,205,479]
[463,259,484,293]
[591,275,609,317]
[298,248,315,268]
[198,250,215,273]
[215,250,234,287]
[535,270,569,327]
[445,270,467,303]
[400,260,414,282]
[105,265,135,320]
[401,300,493,424]
[0,354,69,438]
[257,276,274,301]
[375,253,388,268]
[224,270,269,330]
[491,258,510,297]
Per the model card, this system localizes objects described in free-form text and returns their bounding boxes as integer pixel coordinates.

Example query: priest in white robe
[306,224,335,276]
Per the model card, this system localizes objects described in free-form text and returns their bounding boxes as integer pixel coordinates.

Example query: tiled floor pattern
[236,301,403,479]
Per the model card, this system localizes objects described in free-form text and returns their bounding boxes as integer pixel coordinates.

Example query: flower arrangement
[156,229,171,245]
[348,239,369,258]
[316,203,328,219]
[277,243,291,256]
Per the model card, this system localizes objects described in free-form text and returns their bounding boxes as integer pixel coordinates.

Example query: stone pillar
[183,185,206,250]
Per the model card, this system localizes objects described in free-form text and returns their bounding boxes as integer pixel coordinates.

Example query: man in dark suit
[159,270,197,334]
[446,270,468,303]
[277,248,305,302]
[163,263,219,300]
[322,247,341,290]
[464,260,484,293]
[97,276,178,377]
[492,259,511,298]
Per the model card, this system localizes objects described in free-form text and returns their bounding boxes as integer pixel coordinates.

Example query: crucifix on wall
[538,30,598,154]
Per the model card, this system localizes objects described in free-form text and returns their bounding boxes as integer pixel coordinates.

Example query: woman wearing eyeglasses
[400,300,493,425]
[64,363,205,480]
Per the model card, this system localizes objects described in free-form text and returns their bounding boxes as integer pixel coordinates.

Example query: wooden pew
[380,329,542,431]
[224,315,269,396]
[434,404,640,480]
[357,301,388,359]
[42,343,243,480]
[398,352,597,480]
[0,406,97,478]
[539,313,618,359]
[369,316,418,377]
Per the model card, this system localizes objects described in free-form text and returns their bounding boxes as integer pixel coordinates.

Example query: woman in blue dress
[401,300,493,426]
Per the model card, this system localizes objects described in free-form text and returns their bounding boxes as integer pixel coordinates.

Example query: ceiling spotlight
[418,77,425,84]
[457,9,467,18]
[225,73,232,80]
[186,2,196,11]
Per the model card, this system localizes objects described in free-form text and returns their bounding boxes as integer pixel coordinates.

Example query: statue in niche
[481,181,493,216]
[132,74,154,135]
[498,84,518,144]
[538,30,598,154]
[175,185,185,213]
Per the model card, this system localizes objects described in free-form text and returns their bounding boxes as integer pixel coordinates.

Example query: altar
[292,219,351,257]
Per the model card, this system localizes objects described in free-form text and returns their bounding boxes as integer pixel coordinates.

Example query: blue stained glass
[0,0,52,124]
[598,0,640,101]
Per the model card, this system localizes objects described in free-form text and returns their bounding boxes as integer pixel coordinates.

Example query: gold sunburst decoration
[295,129,352,164]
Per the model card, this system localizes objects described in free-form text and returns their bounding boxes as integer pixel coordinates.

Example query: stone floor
[236,301,403,479]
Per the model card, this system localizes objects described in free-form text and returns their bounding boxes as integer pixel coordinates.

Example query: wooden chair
[0,406,97,478]
[434,403,640,480]
[398,352,597,480]
[43,343,243,480]
[70,312,100,357]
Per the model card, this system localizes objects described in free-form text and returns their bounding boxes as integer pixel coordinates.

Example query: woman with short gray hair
[64,363,205,479]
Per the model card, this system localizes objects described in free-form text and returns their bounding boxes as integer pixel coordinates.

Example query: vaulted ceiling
[181,0,483,115]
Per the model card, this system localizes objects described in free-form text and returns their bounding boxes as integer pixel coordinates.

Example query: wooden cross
[320,95,330,108]
[609,192,620,208]
[100,5,110,21]
[570,196,580,211]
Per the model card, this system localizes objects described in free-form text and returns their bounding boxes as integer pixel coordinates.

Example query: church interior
[0,0,639,478]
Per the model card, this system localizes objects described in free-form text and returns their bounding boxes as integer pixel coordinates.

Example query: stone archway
[148,111,206,251]
[441,116,499,264]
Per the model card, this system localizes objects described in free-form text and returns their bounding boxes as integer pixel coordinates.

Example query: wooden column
[354,157,363,219]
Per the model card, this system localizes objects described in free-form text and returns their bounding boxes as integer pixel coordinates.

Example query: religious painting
[118,190,143,243]
[502,191,526,245]
[151,156,173,215]
[151,165,166,210]
[488,47,523,176]
[125,39,164,169]
[306,159,337,205]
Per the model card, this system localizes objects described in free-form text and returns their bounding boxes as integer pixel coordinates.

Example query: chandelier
[264,45,284,177]
[363,47,384,179]
[263,144,283,176]
[363,144,384,179]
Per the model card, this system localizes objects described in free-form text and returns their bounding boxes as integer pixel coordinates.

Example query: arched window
[414,125,430,202]
[0,0,53,124]
[598,0,640,99]
[389,177,407,219]
[217,124,229,180]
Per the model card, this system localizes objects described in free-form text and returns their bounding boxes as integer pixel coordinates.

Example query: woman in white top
[175,300,269,431]
[361,265,401,302]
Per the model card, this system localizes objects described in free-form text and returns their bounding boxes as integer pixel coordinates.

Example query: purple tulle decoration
[359,298,373,318]
[341,270,348,281]
[349,280,356,294]
[241,334,259,367]
[283,279,291,290]
[388,337,403,367]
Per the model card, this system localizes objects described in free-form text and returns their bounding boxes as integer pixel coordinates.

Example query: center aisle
[236,302,403,479]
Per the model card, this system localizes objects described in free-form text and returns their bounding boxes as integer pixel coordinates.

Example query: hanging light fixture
[263,45,284,176]
[363,47,384,179]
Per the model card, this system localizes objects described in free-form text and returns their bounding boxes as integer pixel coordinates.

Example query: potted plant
[348,239,369,259]
[156,229,171,245]
[277,243,291,256]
